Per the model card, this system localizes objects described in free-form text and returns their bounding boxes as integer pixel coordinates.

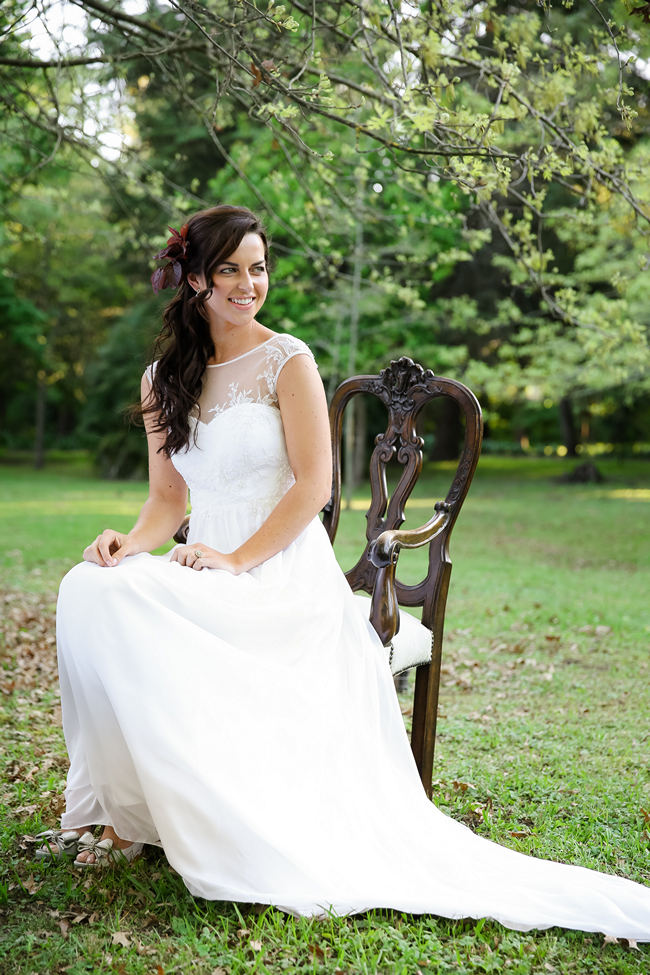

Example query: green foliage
[1,0,649,461]
[81,300,160,478]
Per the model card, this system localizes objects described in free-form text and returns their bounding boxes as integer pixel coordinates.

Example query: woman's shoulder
[143,360,158,382]
[263,332,316,367]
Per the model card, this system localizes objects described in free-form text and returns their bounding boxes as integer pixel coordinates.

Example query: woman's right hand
[83,530,143,567]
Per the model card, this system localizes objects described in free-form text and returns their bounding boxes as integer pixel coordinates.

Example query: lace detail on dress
[201,334,314,420]
[168,334,315,530]
[207,381,263,418]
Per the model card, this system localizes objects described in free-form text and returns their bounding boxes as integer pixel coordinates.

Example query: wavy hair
[140,205,269,457]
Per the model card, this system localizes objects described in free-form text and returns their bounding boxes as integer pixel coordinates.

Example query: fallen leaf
[250,939,263,952]
[111,931,131,948]
[23,874,43,895]
[15,804,39,816]
[59,920,70,939]
[309,943,326,958]
[640,807,650,825]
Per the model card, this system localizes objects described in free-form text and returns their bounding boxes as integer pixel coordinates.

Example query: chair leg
[410,633,442,799]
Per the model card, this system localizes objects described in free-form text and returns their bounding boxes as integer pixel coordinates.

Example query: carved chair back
[323,357,483,796]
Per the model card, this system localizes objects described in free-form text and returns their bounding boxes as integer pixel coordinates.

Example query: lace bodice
[147,333,315,551]
[192,333,312,420]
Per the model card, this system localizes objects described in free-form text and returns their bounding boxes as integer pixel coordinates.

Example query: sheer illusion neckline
[206,335,275,367]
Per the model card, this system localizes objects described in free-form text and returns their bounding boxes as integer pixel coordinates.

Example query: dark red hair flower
[151,224,189,294]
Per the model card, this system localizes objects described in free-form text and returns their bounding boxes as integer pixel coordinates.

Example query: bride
[39,204,650,941]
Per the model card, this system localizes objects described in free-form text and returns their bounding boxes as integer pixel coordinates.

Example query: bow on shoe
[35,828,82,860]
[74,831,143,868]
[74,832,118,867]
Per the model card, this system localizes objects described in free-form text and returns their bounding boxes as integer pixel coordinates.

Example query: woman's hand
[170,544,240,574]
[83,530,143,567]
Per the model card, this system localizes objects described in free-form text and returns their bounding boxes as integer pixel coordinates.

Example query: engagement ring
[194,550,202,558]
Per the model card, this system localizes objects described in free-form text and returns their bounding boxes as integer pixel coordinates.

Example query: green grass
[1,454,649,973]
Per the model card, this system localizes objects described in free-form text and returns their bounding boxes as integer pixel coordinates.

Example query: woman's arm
[83,373,188,567]
[175,353,332,575]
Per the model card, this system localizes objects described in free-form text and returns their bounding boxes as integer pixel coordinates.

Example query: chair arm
[367,505,450,647]
[369,504,450,569]
[173,516,190,544]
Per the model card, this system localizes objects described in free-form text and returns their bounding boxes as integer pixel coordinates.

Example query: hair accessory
[151,224,189,294]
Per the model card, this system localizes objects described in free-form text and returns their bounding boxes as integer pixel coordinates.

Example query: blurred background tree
[1,0,648,475]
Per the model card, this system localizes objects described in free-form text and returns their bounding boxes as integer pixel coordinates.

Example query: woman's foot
[74,825,142,865]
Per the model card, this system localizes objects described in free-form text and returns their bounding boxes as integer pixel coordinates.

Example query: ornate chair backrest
[323,357,483,638]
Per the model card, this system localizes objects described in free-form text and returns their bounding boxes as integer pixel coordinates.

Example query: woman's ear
[187,272,203,293]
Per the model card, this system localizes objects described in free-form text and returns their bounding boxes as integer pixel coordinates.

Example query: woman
[40,205,650,940]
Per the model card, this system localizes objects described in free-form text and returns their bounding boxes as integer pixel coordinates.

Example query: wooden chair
[175,355,482,796]
[323,357,482,797]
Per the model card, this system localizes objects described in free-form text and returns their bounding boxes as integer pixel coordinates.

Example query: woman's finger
[83,535,105,565]
[97,532,119,566]
[82,543,100,565]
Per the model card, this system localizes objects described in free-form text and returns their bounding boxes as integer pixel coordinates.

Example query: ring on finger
[194,550,202,559]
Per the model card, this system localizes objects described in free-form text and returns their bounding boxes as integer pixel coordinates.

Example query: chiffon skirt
[56,517,650,939]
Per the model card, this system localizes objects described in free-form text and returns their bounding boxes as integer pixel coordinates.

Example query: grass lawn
[1,453,649,974]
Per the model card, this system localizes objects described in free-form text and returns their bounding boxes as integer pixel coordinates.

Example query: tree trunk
[353,394,367,486]
[428,398,462,461]
[34,376,46,470]
[559,396,578,457]
[344,180,364,507]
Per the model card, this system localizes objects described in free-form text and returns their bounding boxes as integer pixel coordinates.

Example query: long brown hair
[141,205,269,456]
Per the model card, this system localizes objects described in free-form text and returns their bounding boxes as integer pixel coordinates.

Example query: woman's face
[190,232,269,329]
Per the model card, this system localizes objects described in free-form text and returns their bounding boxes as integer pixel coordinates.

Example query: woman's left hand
[170,544,240,574]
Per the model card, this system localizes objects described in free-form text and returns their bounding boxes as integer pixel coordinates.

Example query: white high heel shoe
[73,831,143,868]
[34,828,84,861]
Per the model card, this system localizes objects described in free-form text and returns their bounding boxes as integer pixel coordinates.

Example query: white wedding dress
[57,334,650,940]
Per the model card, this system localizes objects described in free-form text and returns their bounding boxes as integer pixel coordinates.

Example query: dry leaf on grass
[22,874,43,895]
[111,931,131,948]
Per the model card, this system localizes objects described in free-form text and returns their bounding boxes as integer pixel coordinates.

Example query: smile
[229,297,255,306]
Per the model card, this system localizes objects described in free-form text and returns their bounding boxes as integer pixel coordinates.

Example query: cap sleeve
[265,334,317,399]
[143,360,158,386]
